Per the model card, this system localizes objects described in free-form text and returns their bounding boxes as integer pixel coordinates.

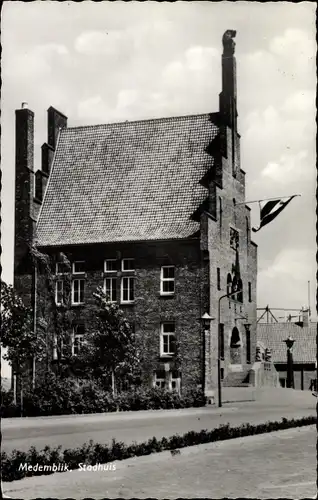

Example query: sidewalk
[3,426,317,499]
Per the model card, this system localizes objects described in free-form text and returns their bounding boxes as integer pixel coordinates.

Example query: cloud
[3,43,69,79]
[269,28,316,59]
[259,248,314,287]
[261,150,308,183]
[162,45,219,87]
[74,30,130,56]
[282,90,316,114]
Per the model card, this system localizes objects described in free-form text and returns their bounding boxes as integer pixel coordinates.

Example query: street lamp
[284,336,295,389]
[201,313,214,400]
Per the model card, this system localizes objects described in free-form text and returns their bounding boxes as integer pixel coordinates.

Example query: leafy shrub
[1,378,206,418]
[2,415,316,482]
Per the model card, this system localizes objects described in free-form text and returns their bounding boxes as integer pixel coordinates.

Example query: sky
[1,2,316,374]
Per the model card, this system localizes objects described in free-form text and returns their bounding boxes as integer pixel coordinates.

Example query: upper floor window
[248,282,252,303]
[56,262,68,275]
[160,266,175,295]
[227,273,232,296]
[219,197,223,230]
[104,277,117,302]
[121,276,134,303]
[160,322,176,357]
[104,259,117,273]
[122,259,135,272]
[73,261,85,274]
[72,278,85,305]
[217,268,221,291]
[237,279,243,303]
[230,228,239,250]
[55,280,64,306]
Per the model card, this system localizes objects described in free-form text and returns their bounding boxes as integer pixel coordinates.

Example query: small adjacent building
[257,314,317,390]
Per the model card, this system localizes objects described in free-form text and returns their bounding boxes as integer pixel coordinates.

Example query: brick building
[14,31,257,402]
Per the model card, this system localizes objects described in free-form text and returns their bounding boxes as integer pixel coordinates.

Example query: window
[232,276,238,300]
[55,280,64,305]
[160,266,175,295]
[154,371,166,389]
[230,227,239,250]
[104,277,117,302]
[219,323,224,359]
[121,276,134,303]
[248,282,252,303]
[160,323,176,356]
[171,371,181,392]
[237,279,243,303]
[246,217,249,251]
[72,279,85,304]
[227,273,232,296]
[219,197,223,230]
[217,268,221,291]
[56,262,68,275]
[73,261,85,274]
[122,259,135,271]
[72,325,85,356]
[246,328,251,363]
[104,259,117,273]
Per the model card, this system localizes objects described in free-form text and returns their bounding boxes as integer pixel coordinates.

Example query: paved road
[3,426,317,499]
[2,388,315,455]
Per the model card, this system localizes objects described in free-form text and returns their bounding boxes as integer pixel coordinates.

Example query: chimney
[15,104,35,261]
[14,104,36,305]
[41,107,68,175]
[47,106,68,150]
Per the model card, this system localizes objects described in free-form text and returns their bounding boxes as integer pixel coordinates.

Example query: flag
[252,195,297,232]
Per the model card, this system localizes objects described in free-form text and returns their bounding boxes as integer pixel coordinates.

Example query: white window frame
[122,258,135,272]
[71,332,85,356]
[104,259,117,273]
[171,375,181,393]
[56,262,67,275]
[160,266,175,295]
[160,323,176,357]
[104,277,117,303]
[72,261,85,275]
[154,372,166,389]
[121,276,135,303]
[55,279,64,306]
[72,278,85,305]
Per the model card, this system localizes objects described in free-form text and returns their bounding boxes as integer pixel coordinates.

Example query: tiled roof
[257,323,317,364]
[36,113,219,246]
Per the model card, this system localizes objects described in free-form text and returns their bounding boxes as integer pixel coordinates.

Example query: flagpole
[235,194,301,206]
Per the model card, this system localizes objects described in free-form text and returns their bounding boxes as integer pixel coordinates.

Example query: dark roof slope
[257,322,317,364]
[36,113,218,246]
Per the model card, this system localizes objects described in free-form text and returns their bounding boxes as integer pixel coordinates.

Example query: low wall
[249,361,280,388]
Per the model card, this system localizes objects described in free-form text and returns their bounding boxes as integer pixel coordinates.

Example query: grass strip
[2,415,316,482]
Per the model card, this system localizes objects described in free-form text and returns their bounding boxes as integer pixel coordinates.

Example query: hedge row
[2,415,316,482]
[1,384,206,418]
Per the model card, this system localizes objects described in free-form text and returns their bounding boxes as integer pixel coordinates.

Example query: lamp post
[201,313,214,400]
[284,336,295,389]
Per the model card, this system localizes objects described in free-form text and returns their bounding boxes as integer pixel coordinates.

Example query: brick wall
[37,239,207,391]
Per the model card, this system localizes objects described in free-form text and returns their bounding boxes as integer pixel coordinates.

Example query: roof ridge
[63,111,219,132]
